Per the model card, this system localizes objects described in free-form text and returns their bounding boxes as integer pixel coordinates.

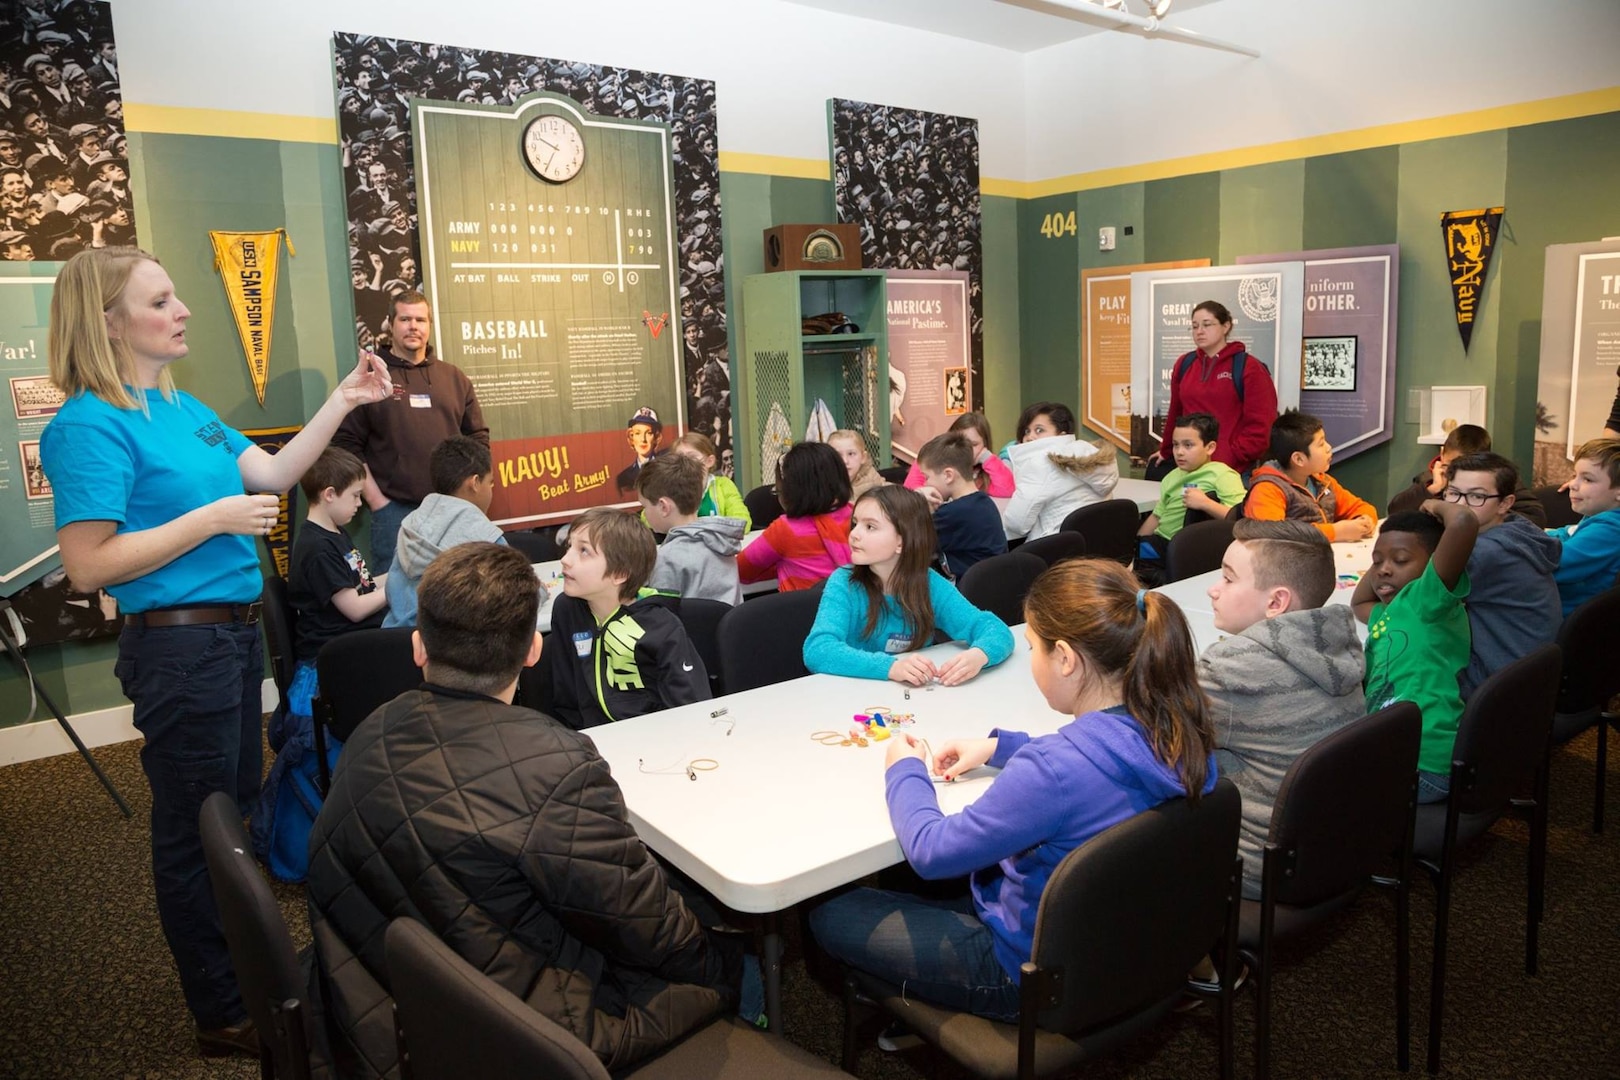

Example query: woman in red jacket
[1147,300,1278,476]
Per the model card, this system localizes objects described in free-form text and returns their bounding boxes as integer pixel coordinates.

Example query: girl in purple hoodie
[810,559,1216,1029]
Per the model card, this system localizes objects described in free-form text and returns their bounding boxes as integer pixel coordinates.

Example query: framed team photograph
[1303,335,1358,392]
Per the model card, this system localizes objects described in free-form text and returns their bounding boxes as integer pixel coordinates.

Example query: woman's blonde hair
[48,247,176,410]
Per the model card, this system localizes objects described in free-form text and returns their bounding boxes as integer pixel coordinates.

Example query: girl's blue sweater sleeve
[884,736,1064,880]
[928,571,1015,667]
[802,569,896,680]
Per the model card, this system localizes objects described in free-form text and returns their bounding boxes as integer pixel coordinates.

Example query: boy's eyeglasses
[1441,488,1504,507]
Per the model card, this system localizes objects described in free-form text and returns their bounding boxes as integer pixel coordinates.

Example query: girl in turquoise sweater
[804,486,1013,686]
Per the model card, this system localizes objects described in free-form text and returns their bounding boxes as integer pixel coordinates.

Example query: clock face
[522,115,585,184]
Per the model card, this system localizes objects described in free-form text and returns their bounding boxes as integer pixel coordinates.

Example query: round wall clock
[522,115,585,183]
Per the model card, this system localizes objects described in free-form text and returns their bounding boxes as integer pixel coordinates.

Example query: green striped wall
[7,109,1620,729]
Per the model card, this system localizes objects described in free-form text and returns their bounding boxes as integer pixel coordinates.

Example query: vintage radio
[763,223,862,272]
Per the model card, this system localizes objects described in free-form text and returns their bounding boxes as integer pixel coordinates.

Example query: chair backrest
[743,484,784,531]
[315,627,422,743]
[512,634,555,717]
[877,464,911,484]
[1451,644,1562,815]
[260,574,297,697]
[385,918,611,1080]
[503,528,561,563]
[1016,531,1088,567]
[1029,777,1241,1035]
[1266,703,1421,907]
[1531,485,1579,529]
[1059,499,1141,565]
[716,586,823,693]
[1165,518,1237,582]
[1556,585,1620,715]
[957,551,1048,627]
[679,597,732,695]
[199,791,312,1080]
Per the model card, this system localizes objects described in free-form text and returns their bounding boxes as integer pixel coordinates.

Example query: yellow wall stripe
[124,84,1619,194]
[716,151,829,181]
[124,103,339,145]
[1016,85,1620,198]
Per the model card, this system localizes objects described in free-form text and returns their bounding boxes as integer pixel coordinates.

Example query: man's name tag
[573,631,592,657]
[409,393,432,409]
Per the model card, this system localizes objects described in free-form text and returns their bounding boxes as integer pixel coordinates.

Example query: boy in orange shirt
[1243,410,1377,543]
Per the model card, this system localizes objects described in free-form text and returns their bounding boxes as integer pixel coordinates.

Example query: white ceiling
[781,0,1229,54]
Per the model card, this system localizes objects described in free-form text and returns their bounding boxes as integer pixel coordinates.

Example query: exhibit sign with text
[885,270,971,462]
[413,92,682,524]
[1237,246,1398,462]
[1128,262,1305,458]
[1532,241,1620,486]
[1081,259,1209,451]
[0,271,62,598]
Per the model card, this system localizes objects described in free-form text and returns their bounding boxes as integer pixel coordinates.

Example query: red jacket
[1158,341,1278,475]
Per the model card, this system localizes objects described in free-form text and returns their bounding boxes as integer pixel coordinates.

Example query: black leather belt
[125,602,262,629]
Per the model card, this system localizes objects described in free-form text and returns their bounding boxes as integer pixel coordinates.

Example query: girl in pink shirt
[738,441,854,591]
[904,412,1015,499]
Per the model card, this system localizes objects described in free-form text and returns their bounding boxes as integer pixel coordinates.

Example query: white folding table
[585,636,1058,1030]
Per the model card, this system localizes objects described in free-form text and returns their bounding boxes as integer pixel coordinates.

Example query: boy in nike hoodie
[1202,519,1366,896]
[638,453,745,605]
[549,507,712,730]
[383,436,508,628]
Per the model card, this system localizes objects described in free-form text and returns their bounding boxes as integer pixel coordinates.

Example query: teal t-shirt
[1152,460,1247,539]
[1364,561,1471,774]
[40,388,259,612]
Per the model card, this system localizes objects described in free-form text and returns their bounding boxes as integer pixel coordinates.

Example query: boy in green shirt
[1353,500,1479,803]
[1136,413,1247,580]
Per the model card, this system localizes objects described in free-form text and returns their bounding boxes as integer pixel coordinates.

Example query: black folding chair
[199,791,314,1080]
[1059,499,1140,565]
[958,551,1048,627]
[1530,485,1578,529]
[679,597,732,696]
[842,779,1243,1080]
[1016,532,1087,567]
[312,627,421,794]
[1237,703,1422,1079]
[385,918,848,1080]
[1552,585,1620,831]
[503,528,561,562]
[743,484,784,531]
[1166,518,1237,582]
[1414,644,1560,1074]
[716,585,823,693]
[260,574,297,705]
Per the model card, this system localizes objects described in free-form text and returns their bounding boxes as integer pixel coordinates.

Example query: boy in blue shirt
[915,432,1007,579]
[1353,500,1478,803]
[1549,438,1620,616]
[1136,412,1247,579]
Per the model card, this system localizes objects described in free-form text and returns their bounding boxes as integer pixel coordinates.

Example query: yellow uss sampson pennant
[209,228,295,405]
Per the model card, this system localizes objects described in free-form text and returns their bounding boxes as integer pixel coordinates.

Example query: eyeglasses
[1189,320,1222,330]
[1441,488,1504,507]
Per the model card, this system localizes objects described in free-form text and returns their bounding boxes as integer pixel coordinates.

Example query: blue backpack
[251,701,341,883]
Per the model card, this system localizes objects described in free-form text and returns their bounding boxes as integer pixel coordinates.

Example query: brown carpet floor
[2,729,1616,1079]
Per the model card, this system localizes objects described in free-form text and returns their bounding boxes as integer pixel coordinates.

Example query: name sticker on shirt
[409,393,432,409]
[573,631,593,657]
[884,633,911,654]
